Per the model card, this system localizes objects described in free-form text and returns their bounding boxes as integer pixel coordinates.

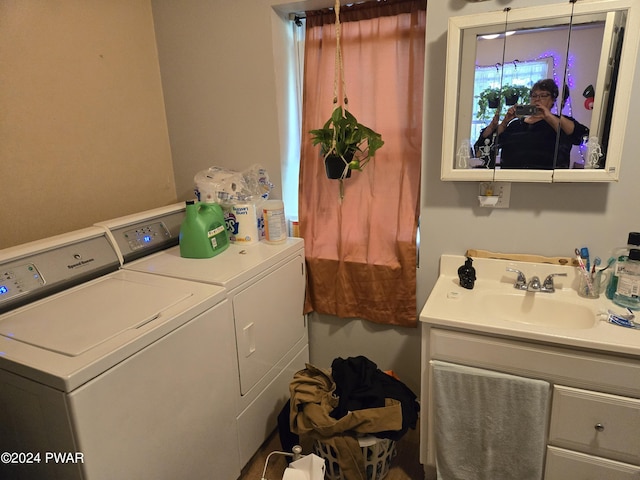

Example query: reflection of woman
[475,79,589,169]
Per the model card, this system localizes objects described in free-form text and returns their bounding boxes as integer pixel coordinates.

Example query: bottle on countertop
[605,232,640,300]
[179,200,229,258]
[458,257,476,290]
[612,248,640,310]
[262,199,287,244]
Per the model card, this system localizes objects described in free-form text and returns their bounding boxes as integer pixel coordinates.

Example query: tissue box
[282,453,325,480]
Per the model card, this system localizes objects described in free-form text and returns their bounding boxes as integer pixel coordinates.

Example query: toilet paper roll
[282,468,309,480]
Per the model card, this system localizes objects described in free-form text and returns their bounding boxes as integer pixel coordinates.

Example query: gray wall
[419,0,640,304]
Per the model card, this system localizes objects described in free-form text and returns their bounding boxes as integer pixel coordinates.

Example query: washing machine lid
[0,226,120,314]
[0,276,189,356]
[125,238,304,290]
[0,269,226,392]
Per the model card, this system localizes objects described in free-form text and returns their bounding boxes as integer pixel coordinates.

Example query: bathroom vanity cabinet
[420,255,640,480]
[421,327,640,479]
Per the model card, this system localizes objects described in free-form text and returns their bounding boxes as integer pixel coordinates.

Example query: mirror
[441,0,640,182]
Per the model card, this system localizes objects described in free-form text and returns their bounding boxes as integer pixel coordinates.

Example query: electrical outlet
[478,182,511,208]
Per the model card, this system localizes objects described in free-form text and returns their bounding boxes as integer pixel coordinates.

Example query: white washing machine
[97,203,309,467]
[0,226,241,480]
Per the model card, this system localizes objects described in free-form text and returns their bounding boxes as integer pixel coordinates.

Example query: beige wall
[0,0,176,249]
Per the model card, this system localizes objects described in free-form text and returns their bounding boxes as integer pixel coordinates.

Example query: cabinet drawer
[429,328,640,398]
[549,386,640,465]
[545,446,640,480]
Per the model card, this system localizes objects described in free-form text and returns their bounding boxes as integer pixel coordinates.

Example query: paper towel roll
[282,468,309,480]
[223,203,260,244]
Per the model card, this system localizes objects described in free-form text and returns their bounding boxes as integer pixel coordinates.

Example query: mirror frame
[440,0,640,183]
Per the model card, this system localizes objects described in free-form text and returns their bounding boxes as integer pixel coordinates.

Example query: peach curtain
[299,0,425,327]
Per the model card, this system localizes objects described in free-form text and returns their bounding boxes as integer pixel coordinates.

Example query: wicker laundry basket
[313,435,396,480]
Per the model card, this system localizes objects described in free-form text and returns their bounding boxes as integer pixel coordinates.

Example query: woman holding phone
[475,79,589,169]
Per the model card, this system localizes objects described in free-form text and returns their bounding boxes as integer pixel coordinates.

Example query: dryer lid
[0,276,190,356]
[126,238,304,291]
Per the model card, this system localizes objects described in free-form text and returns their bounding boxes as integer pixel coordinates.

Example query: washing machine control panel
[0,263,46,304]
[0,231,119,314]
[104,209,184,263]
[122,222,172,252]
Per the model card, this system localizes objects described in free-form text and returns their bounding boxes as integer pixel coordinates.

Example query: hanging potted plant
[501,84,519,106]
[514,84,531,104]
[308,0,384,189]
[476,87,502,120]
[310,106,384,180]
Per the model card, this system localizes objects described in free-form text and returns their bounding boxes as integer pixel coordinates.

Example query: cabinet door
[429,361,550,480]
[545,446,640,480]
[549,385,640,465]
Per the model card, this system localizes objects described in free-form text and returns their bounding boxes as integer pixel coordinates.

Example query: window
[281,17,306,224]
[471,58,553,141]
[296,1,425,326]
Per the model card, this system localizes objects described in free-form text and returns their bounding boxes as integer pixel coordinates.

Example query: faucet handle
[528,276,542,291]
[542,273,568,292]
[506,268,527,289]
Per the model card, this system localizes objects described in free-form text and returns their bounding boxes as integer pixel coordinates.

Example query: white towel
[431,361,550,480]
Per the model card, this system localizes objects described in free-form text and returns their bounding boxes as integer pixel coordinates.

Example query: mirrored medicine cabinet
[441,0,640,183]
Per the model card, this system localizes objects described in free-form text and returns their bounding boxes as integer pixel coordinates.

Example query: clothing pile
[278,356,420,480]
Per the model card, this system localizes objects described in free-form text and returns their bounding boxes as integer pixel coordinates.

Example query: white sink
[481,292,597,329]
[420,255,640,358]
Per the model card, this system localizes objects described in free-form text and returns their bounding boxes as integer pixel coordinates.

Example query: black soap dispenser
[458,257,476,290]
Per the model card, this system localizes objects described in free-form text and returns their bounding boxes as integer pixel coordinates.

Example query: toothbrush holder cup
[578,269,610,299]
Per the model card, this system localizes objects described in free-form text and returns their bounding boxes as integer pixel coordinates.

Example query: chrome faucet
[506,268,567,293]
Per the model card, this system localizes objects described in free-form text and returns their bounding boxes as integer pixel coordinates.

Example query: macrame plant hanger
[332,0,349,200]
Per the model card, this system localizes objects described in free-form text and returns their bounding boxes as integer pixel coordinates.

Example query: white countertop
[420,255,640,358]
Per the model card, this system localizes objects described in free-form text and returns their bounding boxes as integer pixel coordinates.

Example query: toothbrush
[580,247,590,272]
[575,248,594,293]
[599,256,615,272]
[591,256,601,275]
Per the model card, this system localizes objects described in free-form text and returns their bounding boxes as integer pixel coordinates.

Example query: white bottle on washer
[262,199,287,244]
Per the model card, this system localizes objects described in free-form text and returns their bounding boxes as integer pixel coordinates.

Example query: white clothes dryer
[0,226,240,480]
[97,203,308,467]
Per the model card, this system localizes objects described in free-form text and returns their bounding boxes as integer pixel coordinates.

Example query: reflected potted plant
[476,87,502,120]
[502,84,531,106]
[310,106,384,180]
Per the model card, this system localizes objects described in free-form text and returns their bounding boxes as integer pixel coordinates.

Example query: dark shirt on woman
[476,115,589,169]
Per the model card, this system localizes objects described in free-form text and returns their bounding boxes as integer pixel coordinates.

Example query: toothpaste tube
[604,313,639,329]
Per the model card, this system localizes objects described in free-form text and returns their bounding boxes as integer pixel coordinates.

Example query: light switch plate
[478,182,511,208]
